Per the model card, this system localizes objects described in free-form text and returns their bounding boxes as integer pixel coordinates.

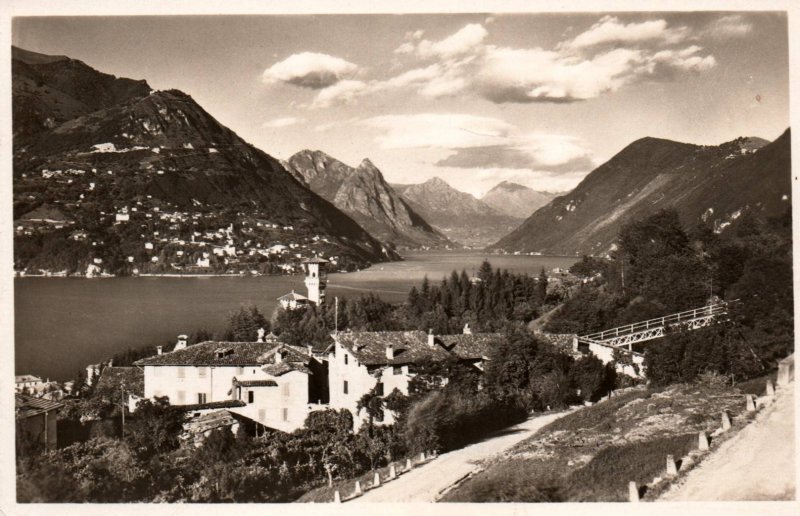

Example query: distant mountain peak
[489,181,529,193]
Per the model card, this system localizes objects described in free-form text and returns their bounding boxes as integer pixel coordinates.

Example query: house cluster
[126,258,504,435]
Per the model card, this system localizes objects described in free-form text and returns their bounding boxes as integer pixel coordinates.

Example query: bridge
[576,301,731,353]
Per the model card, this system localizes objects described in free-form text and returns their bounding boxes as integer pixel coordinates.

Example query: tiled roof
[95,367,145,397]
[15,394,64,419]
[259,345,313,376]
[183,410,238,435]
[134,339,281,366]
[436,333,504,360]
[277,291,308,302]
[334,331,451,366]
[173,400,246,412]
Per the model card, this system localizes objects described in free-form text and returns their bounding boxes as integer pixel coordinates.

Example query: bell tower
[303,257,329,305]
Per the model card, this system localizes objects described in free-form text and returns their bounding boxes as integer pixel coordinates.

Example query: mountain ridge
[489,132,789,255]
[283,150,452,249]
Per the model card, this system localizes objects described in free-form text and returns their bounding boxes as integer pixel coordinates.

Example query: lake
[15,251,577,381]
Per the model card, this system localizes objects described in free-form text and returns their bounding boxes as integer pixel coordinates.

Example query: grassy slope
[441,378,772,502]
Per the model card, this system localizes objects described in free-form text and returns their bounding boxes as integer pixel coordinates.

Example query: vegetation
[546,208,793,385]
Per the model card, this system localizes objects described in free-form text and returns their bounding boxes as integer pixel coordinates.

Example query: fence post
[420,451,426,461]
[745,394,756,412]
[334,490,341,503]
[628,481,640,502]
[389,464,397,479]
[666,454,678,477]
[354,480,363,496]
[698,431,709,451]
[406,458,412,470]
[373,472,381,487]
[721,411,731,431]
[766,379,775,398]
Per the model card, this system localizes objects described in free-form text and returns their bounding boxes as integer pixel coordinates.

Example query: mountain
[282,150,452,249]
[12,47,396,275]
[481,181,558,218]
[393,177,522,248]
[489,132,790,255]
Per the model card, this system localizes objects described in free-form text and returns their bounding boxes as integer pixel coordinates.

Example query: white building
[15,375,44,393]
[327,329,502,430]
[277,290,310,310]
[134,339,328,433]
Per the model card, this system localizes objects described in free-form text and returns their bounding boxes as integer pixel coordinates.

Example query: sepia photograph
[4,0,797,511]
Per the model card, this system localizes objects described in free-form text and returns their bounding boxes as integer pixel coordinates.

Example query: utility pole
[120,380,126,439]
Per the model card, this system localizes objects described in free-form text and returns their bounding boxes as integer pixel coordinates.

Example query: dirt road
[350,409,570,503]
[661,383,795,501]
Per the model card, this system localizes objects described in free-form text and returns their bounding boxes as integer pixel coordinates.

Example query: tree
[223,305,270,341]
[124,397,184,460]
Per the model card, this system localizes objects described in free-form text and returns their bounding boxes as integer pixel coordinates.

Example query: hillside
[283,150,452,249]
[481,181,558,218]
[490,133,790,255]
[393,177,522,248]
[12,47,396,275]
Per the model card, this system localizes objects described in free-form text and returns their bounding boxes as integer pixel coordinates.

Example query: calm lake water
[15,251,576,381]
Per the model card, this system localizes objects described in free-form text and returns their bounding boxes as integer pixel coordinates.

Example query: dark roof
[172,400,246,412]
[436,333,503,360]
[95,367,145,397]
[233,378,278,387]
[334,331,451,366]
[183,410,238,435]
[15,394,64,419]
[134,339,281,366]
[259,345,313,375]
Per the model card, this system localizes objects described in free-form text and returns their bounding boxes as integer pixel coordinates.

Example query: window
[282,383,290,397]
[343,380,349,395]
[375,382,384,396]
[282,408,289,422]
[198,367,207,378]
[248,391,255,404]
[197,393,207,404]
[344,354,348,365]
[393,365,403,375]
[177,390,186,403]
[177,367,186,379]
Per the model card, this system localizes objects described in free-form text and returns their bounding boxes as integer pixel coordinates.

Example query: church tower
[303,257,329,305]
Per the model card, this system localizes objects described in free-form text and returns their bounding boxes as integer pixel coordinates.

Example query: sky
[12,12,790,196]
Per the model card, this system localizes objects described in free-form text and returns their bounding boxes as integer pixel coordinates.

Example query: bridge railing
[581,302,730,343]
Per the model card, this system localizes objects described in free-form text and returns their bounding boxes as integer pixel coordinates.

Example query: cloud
[360,113,515,149]
[561,15,690,51]
[297,16,719,108]
[261,116,306,128]
[311,80,368,108]
[703,14,753,39]
[262,52,359,89]
[435,134,595,172]
[415,23,488,59]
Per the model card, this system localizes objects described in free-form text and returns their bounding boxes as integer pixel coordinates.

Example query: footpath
[661,377,795,501]
[350,410,569,503]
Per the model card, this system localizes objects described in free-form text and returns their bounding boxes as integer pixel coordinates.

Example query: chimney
[275,349,283,364]
[386,344,394,360]
[156,345,163,355]
[174,334,188,350]
[307,345,313,356]
[428,329,434,347]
